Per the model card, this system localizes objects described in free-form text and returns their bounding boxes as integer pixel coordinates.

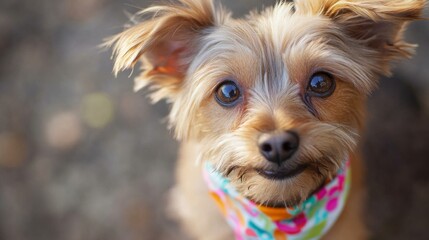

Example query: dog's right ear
[104,0,228,102]
[294,0,425,77]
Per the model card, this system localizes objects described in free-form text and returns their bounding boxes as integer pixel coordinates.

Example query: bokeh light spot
[45,111,82,150]
[82,92,115,129]
[0,132,28,168]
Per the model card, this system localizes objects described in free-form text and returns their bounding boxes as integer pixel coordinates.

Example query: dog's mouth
[256,165,307,180]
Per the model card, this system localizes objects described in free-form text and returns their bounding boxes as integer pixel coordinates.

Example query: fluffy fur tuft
[104,0,230,101]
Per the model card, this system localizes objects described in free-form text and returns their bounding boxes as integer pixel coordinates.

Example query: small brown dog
[106,0,425,239]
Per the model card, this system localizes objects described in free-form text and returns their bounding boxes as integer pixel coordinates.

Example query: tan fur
[105,0,425,239]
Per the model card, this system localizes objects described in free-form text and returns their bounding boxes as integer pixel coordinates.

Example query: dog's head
[106,0,424,206]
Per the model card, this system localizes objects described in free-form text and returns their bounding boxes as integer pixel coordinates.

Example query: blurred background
[0,0,428,239]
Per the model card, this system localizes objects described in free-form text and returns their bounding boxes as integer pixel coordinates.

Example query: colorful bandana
[203,160,351,240]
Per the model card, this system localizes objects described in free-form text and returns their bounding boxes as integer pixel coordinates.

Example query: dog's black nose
[258,131,299,165]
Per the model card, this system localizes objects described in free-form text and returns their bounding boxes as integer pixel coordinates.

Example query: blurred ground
[0,0,428,240]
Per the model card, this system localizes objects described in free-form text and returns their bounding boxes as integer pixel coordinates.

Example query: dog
[105,0,425,239]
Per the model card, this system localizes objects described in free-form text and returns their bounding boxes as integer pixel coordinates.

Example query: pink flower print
[326,197,338,212]
[328,186,340,197]
[245,228,257,237]
[293,213,307,228]
[275,214,307,235]
[316,188,327,200]
[243,202,259,217]
[338,175,345,190]
[275,221,301,234]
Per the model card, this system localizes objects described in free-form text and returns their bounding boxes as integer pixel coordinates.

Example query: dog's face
[106,0,424,206]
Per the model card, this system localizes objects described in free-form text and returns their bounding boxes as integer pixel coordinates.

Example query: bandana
[203,160,351,240]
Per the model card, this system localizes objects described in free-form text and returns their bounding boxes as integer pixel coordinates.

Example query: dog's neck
[203,160,351,239]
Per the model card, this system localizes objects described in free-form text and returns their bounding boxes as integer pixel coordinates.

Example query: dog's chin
[230,166,327,208]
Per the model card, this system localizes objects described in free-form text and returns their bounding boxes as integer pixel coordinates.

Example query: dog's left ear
[104,0,228,102]
[295,0,425,75]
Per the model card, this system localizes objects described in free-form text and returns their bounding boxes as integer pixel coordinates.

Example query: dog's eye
[307,72,336,98]
[215,80,241,107]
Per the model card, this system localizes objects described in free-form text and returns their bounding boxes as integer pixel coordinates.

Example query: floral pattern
[203,160,351,240]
